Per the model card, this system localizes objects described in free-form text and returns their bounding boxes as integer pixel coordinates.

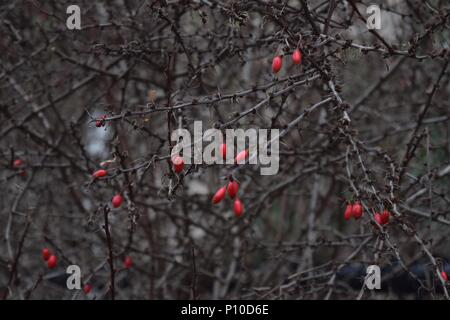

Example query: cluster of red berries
[343,202,363,221]
[95,114,107,127]
[212,179,243,218]
[344,202,392,226]
[171,144,249,217]
[42,248,57,269]
[272,48,302,73]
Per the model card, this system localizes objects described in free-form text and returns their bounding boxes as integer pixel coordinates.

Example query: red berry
[112,194,123,208]
[47,255,57,269]
[93,169,107,178]
[292,49,302,65]
[375,210,390,226]
[13,159,23,168]
[124,256,133,269]
[352,202,363,220]
[212,186,227,204]
[227,181,239,199]
[381,210,390,225]
[441,271,448,282]
[235,149,249,164]
[344,204,353,221]
[272,56,282,73]
[95,120,102,127]
[234,199,244,218]
[220,143,227,160]
[374,213,382,225]
[42,248,51,261]
[83,283,92,294]
[172,155,184,173]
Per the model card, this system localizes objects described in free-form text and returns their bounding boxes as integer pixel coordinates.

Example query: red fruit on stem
[235,149,249,164]
[124,256,133,269]
[172,155,184,173]
[47,255,57,269]
[83,283,92,294]
[441,271,448,282]
[42,248,51,261]
[375,210,390,226]
[344,204,353,221]
[212,186,227,204]
[352,202,363,219]
[381,210,390,225]
[227,181,239,199]
[234,199,244,218]
[292,49,302,65]
[95,115,107,127]
[13,159,23,168]
[93,169,107,178]
[374,213,382,225]
[220,143,227,160]
[272,56,282,73]
[112,194,123,208]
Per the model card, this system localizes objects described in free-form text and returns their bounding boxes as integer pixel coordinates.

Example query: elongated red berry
[292,49,302,65]
[124,256,133,269]
[47,255,57,269]
[220,143,227,160]
[13,159,23,168]
[83,283,92,294]
[352,202,363,219]
[272,56,282,73]
[112,194,123,208]
[234,199,244,218]
[42,248,51,261]
[227,181,239,199]
[441,271,448,282]
[172,155,184,173]
[344,204,353,221]
[235,149,249,164]
[212,186,227,204]
[93,169,107,178]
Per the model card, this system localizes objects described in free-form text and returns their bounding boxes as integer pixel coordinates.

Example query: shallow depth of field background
[1,0,450,300]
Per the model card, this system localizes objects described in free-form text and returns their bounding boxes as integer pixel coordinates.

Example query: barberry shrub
[1,1,449,300]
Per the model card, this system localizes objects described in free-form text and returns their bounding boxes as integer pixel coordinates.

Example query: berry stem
[103,206,116,300]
